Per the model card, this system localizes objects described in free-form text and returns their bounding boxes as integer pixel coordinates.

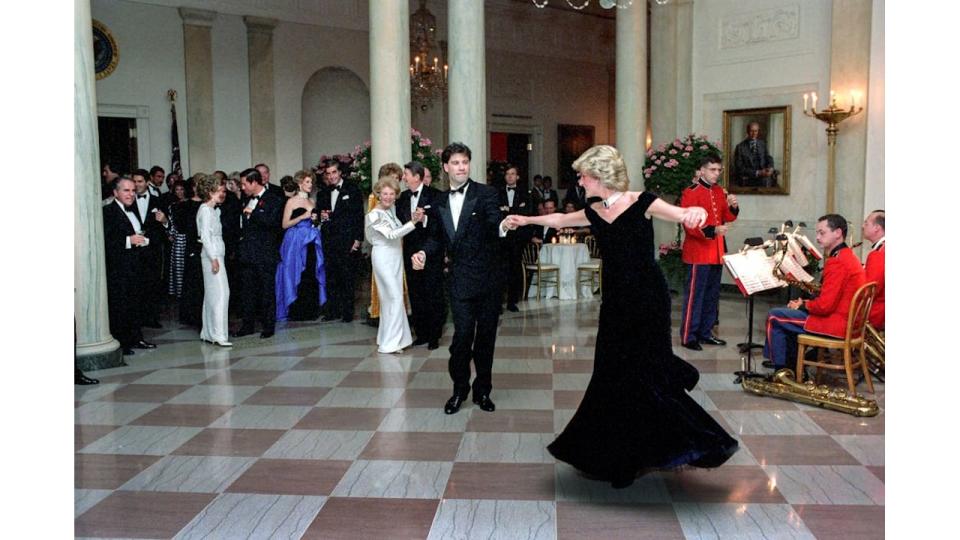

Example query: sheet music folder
[722,250,787,296]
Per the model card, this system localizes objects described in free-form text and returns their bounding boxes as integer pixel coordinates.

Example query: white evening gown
[197,204,230,344]
[365,208,416,353]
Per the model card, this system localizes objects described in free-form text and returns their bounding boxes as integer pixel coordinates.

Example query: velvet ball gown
[547,192,738,485]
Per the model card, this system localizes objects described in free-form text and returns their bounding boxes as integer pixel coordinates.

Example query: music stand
[731,238,766,384]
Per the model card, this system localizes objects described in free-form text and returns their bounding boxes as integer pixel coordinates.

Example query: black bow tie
[250,195,260,201]
[137,194,148,199]
[411,191,419,199]
[506,187,516,192]
[124,204,137,212]
[332,184,342,191]
[452,184,467,195]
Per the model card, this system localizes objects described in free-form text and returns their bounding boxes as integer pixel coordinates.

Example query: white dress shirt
[449,183,467,231]
[330,183,342,211]
[116,199,148,249]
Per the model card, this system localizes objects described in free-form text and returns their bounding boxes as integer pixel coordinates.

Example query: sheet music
[777,251,815,283]
[793,233,823,260]
[722,250,786,295]
[786,234,809,267]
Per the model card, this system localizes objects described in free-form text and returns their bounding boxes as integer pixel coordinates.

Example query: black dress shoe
[122,347,135,355]
[143,320,163,329]
[412,338,428,346]
[473,394,496,412]
[342,317,354,323]
[320,315,339,322]
[75,373,99,385]
[700,336,727,346]
[232,327,255,337]
[428,341,439,350]
[133,340,156,349]
[507,304,519,312]
[260,330,275,339]
[681,341,702,351]
[444,394,467,415]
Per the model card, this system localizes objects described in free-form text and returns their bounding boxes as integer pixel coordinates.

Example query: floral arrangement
[642,134,723,197]
[657,240,685,293]
[324,129,442,194]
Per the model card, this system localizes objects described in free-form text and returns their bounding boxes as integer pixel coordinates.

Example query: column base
[76,344,127,371]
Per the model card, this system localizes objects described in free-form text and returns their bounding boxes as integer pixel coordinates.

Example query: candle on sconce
[830,90,836,107]
[811,92,818,110]
[849,90,855,110]
[803,93,809,111]
[443,64,448,80]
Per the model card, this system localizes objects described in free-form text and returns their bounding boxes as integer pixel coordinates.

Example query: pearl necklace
[601,191,623,209]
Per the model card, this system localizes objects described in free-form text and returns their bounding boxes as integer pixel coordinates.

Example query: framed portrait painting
[723,106,791,195]
[557,124,594,190]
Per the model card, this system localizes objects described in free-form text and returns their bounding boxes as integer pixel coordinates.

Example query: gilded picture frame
[723,106,791,195]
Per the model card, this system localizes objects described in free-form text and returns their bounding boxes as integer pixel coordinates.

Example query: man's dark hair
[254,163,270,172]
[533,174,542,181]
[504,164,519,175]
[818,213,848,238]
[699,154,722,168]
[321,158,341,171]
[543,176,553,186]
[442,142,472,164]
[240,167,263,185]
[870,209,885,230]
[404,161,425,180]
[149,166,165,176]
[131,168,150,180]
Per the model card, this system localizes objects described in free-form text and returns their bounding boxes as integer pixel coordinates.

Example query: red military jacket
[864,239,885,329]
[680,180,739,264]
[804,244,866,338]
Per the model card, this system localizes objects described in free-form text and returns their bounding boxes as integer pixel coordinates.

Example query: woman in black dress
[505,145,738,488]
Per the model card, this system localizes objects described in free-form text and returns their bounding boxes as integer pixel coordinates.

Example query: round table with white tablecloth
[528,243,595,300]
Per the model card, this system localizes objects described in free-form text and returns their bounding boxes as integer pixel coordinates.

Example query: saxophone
[864,323,885,382]
[742,369,880,417]
[771,239,821,294]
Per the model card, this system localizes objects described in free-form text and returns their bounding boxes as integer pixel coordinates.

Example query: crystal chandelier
[531,0,669,9]
[409,0,447,111]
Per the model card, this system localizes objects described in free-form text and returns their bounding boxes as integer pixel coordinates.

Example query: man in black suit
[398,161,445,350]
[530,200,559,245]
[102,177,158,355]
[131,169,169,328]
[413,142,511,415]
[562,183,589,211]
[233,168,284,338]
[255,162,286,198]
[317,158,365,322]
[733,122,778,188]
[498,164,533,312]
[147,166,166,198]
[541,176,560,206]
[216,170,243,316]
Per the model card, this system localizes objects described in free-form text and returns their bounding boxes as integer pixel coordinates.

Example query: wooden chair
[577,236,601,297]
[522,243,559,300]
[795,282,878,395]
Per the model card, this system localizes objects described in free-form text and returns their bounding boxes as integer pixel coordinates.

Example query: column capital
[179,7,217,27]
[244,16,278,34]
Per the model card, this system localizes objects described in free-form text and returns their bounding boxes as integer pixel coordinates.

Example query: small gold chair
[522,243,559,300]
[577,236,601,298]
[795,282,878,395]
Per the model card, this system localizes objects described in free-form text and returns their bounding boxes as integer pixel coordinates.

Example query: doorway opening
[489,132,531,187]
[98,116,138,174]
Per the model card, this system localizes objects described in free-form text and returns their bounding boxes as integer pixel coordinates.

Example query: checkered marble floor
[76,294,884,539]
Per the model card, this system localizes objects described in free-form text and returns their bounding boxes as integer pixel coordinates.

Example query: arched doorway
[301,67,370,168]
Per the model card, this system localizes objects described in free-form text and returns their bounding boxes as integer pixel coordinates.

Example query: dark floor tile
[554,390,585,409]
[793,504,885,539]
[201,369,282,386]
[444,463,555,500]
[243,386,330,406]
[226,459,352,496]
[294,407,390,430]
[419,358,449,372]
[359,432,463,461]
[128,404,234,427]
[338,371,415,388]
[75,454,162,489]
[396,389,454,408]
[466,409,555,433]
[805,410,885,435]
[292,357,364,371]
[99,384,193,403]
[661,465,786,503]
[494,346,552,359]
[302,497,439,540]
[557,502,684,540]
[553,359,594,373]
[172,428,287,457]
[707,391,800,411]
[867,465,884,482]
[740,435,860,465]
[98,371,157,384]
[493,373,553,389]
[74,491,216,537]
[75,424,119,451]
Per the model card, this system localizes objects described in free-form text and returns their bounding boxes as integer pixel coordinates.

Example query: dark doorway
[98,117,138,174]
[489,131,531,187]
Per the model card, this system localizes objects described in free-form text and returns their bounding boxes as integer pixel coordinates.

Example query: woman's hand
[681,207,707,229]
[504,215,527,230]
[212,259,220,274]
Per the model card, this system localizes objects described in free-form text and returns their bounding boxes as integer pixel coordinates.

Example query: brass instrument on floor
[864,323,885,382]
[741,368,880,417]
[771,239,822,294]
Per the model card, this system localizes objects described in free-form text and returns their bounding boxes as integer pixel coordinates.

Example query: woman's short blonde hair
[378,162,403,181]
[195,173,225,202]
[294,169,315,186]
[373,176,401,196]
[571,145,629,192]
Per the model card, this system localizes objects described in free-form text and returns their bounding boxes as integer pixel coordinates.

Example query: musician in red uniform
[762,214,866,368]
[861,210,885,329]
[679,154,739,350]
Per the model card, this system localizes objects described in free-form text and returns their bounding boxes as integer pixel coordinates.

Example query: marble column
[180,8,217,175]
[76,0,122,370]
[862,0,884,218]
[829,0,872,222]
[447,0,486,180]
[245,16,278,170]
[650,0,693,144]
[369,0,411,173]
[616,2,647,191]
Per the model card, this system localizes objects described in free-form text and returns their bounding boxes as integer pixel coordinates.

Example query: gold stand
[804,94,863,213]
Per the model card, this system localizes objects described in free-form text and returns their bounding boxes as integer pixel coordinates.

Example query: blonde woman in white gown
[196,174,232,346]
[365,176,424,353]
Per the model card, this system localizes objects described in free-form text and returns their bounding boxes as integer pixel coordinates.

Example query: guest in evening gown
[365,176,423,353]
[276,171,327,321]
[195,174,231,346]
[173,179,203,327]
[505,145,738,488]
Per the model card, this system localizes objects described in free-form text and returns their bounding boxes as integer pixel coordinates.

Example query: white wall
[211,13,251,173]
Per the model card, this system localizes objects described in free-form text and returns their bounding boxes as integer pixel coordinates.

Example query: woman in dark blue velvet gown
[506,145,738,488]
[276,172,327,321]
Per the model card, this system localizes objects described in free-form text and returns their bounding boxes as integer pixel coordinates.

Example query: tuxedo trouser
[142,248,165,322]
[323,248,360,319]
[680,263,722,344]
[449,290,501,397]
[763,307,809,368]
[240,259,277,332]
[406,264,445,342]
[504,243,525,305]
[107,281,143,347]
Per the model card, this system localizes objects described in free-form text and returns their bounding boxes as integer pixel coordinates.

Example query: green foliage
[642,134,723,197]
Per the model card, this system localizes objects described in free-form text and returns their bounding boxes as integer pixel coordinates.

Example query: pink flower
[650,165,657,170]
[700,145,708,150]
[645,173,652,178]
[410,128,422,137]
[685,146,693,151]
[668,149,678,155]
[658,145,666,152]
[364,141,371,147]
[421,138,432,146]
[682,152,690,158]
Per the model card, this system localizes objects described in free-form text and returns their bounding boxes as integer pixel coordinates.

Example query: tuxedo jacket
[138,193,168,255]
[542,188,560,206]
[218,194,243,254]
[532,224,558,244]
[102,200,147,288]
[396,185,442,265]
[497,186,533,245]
[562,185,589,209]
[804,244,866,338]
[423,179,503,298]
[733,138,775,185]
[238,189,284,263]
[318,181,364,251]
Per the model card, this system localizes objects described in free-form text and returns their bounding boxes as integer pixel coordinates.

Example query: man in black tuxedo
[255,162,286,198]
[530,200,559,245]
[541,176,560,206]
[147,166,166,198]
[102,177,158,355]
[131,169,169,328]
[562,183,589,211]
[413,142,512,415]
[317,158,364,322]
[733,122,778,188]
[397,161,445,350]
[233,168,284,338]
[498,165,533,312]
[216,170,243,315]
